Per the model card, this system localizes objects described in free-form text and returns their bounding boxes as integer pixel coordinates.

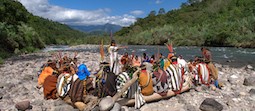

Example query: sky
[18,0,187,26]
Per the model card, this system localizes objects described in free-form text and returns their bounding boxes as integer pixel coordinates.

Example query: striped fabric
[56,73,72,97]
[165,64,183,91]
[116,72,145,109]
[195,63,210,85]
[116,72,130,97]
[135,86,146,109]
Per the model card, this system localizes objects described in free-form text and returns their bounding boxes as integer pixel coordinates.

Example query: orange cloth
[38,67,54,86]
[139,70,153,96]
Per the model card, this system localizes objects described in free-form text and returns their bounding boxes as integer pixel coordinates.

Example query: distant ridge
[69,23,122,34]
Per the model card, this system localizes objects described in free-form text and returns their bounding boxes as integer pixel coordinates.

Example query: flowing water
[43,45,255,68]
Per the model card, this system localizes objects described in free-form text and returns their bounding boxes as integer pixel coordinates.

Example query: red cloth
[43,75,58,100]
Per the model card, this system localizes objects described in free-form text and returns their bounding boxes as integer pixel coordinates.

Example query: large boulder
[110,103,121,111]
[243,77,255,86]
[199,98,223,111]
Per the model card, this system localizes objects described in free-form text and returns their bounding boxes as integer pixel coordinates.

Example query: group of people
[37,53,93,110]
[36,40,221,110]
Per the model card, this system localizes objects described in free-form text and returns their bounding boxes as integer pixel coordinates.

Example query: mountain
[0,0,89,61]
[69,23,122,34]
[114,0,255,48]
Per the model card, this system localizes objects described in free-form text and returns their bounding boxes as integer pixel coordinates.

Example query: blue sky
[19,0,187,26]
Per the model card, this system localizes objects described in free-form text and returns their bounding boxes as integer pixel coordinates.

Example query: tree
[158,8,166,15]
[148,10,156,16]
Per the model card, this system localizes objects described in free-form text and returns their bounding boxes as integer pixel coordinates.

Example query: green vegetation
[114,0,255,48]
[0,0,91,61]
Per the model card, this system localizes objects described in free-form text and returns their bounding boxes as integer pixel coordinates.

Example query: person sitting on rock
[37,60,57,89]
[139,64,154,96]
[201,47,220,88]
[43,70,59,100]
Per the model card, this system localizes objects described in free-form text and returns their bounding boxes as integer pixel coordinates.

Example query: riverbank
[0,50,254,111]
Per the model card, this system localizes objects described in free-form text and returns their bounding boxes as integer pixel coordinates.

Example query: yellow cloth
[164,59,171,70]
[139,70,153,96]
[207,62,218,80]
[38,67,54,86]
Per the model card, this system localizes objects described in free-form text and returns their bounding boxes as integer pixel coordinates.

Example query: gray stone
[15,100,33,111]
[99,96,114,111]
[243,77,255,86]
[54,104,76,111]
[199,98,223,111]
[0,82,6,89]
[23,75,34,81]
[91,106,100,111]
[249,89,255,98]
[32,100,44,106]
[185,104,197,111]
[110,103,121,111]
[54,99,66,106]
[228,75,241,85]
[246,65,253,70]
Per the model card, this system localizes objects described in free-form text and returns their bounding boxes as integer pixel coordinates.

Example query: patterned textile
[69,74,84,103]
[56,73,72,97]
[135,86,146,109]
[152,68,169,96]
[165,64,184,92]
[116,72,138,98]
[194,63,210,85]
[116,72,130,97]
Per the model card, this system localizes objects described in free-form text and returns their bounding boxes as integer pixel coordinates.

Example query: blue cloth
[76,64,90,80]
[142,56,150,63]
[214,80,219,88]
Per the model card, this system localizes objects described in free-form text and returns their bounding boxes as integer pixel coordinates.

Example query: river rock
[199,98,223,111]
[243,77,255,86]
[110,103,121,111]
[54,104,77,111]
[32,99,44,106]
[246,65,253,70]
[15,100,33,111]
[249,89,255,98]
[228,75,241,85]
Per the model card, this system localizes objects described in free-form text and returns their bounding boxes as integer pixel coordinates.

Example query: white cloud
[155,0,163,4]
[130,10,144,16]
[18,0,136,26]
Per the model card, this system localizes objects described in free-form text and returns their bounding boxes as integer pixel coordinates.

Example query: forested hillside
[0,0,89,62]
[114,0,255,48]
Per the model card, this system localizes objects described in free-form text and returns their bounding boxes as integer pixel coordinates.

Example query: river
[43,45,255,68]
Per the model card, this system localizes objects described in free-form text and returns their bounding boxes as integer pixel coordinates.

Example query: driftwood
[117,75,193,106]
[99,68,141,111]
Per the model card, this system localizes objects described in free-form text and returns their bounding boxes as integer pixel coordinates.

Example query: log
[117,75,192,106]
